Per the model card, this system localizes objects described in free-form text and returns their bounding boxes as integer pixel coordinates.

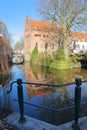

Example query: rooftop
[25,17,87,42]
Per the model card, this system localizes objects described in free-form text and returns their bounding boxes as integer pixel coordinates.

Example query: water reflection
[0,70,11,109]
[0,72,11,87]
[24,62,87,124]
[24,62,87,99]
[0,62,87,125]
[34,83,87,125]
[0,64,27,111]
[25,62,87,84]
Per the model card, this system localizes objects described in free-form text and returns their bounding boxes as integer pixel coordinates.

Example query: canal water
[0,62,87,125]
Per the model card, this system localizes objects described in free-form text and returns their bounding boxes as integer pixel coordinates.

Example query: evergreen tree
[55,47,65,61]
[30,46,38,62]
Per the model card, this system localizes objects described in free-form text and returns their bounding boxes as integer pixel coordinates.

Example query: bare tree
[0,22,11,44]
[14,37,24,52]
[36,0,87,56]
[0,37,9,72]
[0,22,12,72]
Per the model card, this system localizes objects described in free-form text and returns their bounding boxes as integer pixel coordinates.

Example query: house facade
[24,16,87,61]
[24,17,59,61]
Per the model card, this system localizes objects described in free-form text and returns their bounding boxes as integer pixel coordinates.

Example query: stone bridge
[12,54,24,64]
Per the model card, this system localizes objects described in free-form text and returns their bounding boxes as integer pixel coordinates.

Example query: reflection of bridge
[12,54,24,58]
[12,54,24,64]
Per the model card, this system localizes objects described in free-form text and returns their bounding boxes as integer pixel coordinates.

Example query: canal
[0,62,87,125]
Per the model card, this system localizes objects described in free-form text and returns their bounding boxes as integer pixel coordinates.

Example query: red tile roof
[71,31,87,42]
[26,17,87,41]
[27,18,57,31]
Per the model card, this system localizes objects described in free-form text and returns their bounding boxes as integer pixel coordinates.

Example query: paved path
[0,119,20,130]
[3,112,87,130]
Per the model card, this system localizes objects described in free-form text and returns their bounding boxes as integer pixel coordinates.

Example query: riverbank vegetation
[30,46,85,69]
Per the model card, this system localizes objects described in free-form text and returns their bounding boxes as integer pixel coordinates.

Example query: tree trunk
[63,28,71,58]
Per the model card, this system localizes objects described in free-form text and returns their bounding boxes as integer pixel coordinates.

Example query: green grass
[49,61,75,69]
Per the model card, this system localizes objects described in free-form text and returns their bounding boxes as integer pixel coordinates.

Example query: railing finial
[17,79,22,85]
[75,78,81,86]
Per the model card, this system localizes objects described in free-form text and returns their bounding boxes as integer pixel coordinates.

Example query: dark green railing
[7,78,87,130]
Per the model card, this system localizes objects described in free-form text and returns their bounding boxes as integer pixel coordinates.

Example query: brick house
[24,17,59,61]
[24,17,87,61]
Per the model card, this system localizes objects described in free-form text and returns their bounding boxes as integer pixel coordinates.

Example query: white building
[72,41,87,54]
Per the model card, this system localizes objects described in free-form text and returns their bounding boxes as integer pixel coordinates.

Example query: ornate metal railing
[7,78,87,130]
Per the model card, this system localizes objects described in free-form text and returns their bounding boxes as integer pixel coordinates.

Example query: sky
[0,0,41,45]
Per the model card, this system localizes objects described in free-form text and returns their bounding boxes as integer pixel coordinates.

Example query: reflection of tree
[40,86,70,108]
[0,71,11,87]
[30,63,87,84]
[29,63,54,83]
[26,61,87,85]
[30,65,39,80]
[0,71,12,111]
[25,62,87,124]
[26,84,55,99]
[0,86,12,111]
[36,83,87,125]
[0,70,11,87]
[37,86,74,125]
[44,67,87,83]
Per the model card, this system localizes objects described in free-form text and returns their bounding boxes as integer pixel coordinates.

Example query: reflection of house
[24,62,55,98]
[24,16,87,61]
[26,84,54,99]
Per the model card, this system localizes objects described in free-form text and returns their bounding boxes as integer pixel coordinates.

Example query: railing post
[17,79,26,123]
[72,78,81,130]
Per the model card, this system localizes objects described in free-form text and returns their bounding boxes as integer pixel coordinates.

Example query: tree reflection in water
[26,63,87,84]
[35,83,87,125]
[0,71,11,109]
[35,85,74,125]
[0,73,11,87]
[24,62,87,125]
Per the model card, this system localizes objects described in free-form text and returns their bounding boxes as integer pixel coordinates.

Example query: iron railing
[7,78,87,130]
